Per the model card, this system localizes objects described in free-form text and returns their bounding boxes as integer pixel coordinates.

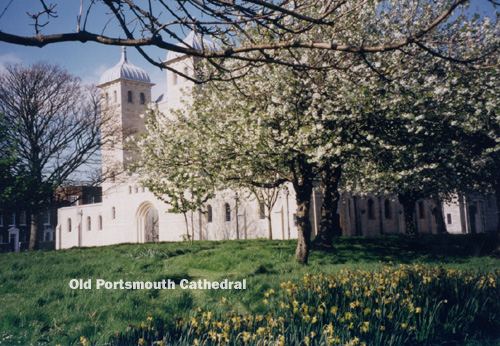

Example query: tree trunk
[29,210,38,251]
[267,215,273,240]
[493,185,500,257]
[433,198,447,234]
[398,193,418,235]
[314,166,342,248]
[294,161,314,264]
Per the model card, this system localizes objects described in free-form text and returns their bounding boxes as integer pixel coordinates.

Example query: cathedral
[55,32,497,249]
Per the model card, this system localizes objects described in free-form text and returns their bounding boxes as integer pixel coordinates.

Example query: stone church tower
[98,47,154,187]
[157,30,217,115]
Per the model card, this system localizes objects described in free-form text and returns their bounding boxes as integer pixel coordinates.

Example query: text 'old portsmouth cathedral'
[55,32,498,249]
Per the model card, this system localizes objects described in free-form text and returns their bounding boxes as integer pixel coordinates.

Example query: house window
[67,218,72,232]
[129,186,132,194]
[447,213,452,224]
[113,90,117,102]
[112,207,116,220]
[99,215,103,230]
[0,210,3,226]
[142,186,145,193]
[9,212,15,226]
[87,216,92,231]
[140,92,145,104]
[259,202,265,219]
[172,73,177,85]
[135,187,138,193]
[184,66,189,77]
[293,213,298,226]
[105,92,109,105]
[207,205,213,223]
[418,201,425,219]
[367,199,375,220]
[384,199,392,220]
[127,91,133,103]
[20,211,27,225]
[225,203,231,222]
[70,195,78,206]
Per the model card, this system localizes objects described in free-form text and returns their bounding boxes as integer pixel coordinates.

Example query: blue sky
[0,1,497,101]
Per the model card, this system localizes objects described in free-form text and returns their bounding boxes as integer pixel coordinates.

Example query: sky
[0,1,193,100]
[0,1,497,101]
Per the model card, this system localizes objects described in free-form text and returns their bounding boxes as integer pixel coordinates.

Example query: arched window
[67,218,72,232]
[105,93,109,105]
[184,66,189,77]
[127,90,133,103]
[135,186,139,193]
[99,215,103,230]
[129,186,132,194]
[259,202,265,219]
[87,216,91,231]
[112,207,116,220]
[140,92,145,104]
[367,199,375,220]
[418,201,425,219]
[172,73,177,85]
[207,205,213,223]
[225,203,231,222]
[384,199,392,220]
[113,90,117,102]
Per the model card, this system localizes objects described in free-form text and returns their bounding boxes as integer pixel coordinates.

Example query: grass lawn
[0,234,499,346]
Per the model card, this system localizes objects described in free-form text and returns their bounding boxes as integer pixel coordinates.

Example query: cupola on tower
[98,47,154,183]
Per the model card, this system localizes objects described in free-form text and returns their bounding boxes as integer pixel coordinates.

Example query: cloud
[81,64,109,86]
[0,53,21,72]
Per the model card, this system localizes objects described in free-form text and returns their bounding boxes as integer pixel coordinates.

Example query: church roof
[99,47,151,85]
[166,30,219,62]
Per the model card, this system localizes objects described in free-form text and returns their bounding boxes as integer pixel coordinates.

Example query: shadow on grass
[310,233,497,265]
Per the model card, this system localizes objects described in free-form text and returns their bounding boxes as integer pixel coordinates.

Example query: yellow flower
[415,307,422,314]
[138,338,145,345]
[304,336,310,346]
[221,297,227,303]
[401,323,407,329]
[380,326,386,331]
[80,336,88,346]
[311,316,317,324]
[330,306,338,315]
[364,308,371,315]
[242,332,251,343]
[157,341,164,346]
[147,317,153,323]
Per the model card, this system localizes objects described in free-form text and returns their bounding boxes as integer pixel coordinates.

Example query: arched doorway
[145,208,159,242]
[136,202,159,243]
[8,227,20,252]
